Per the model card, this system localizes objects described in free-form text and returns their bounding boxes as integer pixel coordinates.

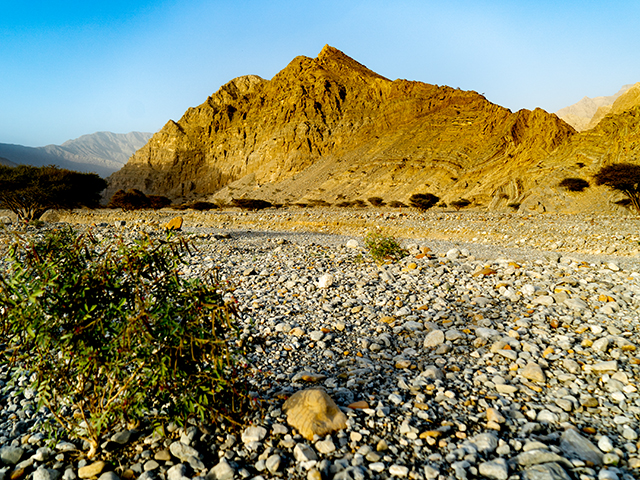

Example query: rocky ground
[1,208,640,480]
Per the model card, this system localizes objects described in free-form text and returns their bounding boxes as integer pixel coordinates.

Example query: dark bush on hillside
[559,178,590,192]
[0,165,107,222]
[187,201,218,211]
[450,198,471,211]
[388,200,407,208]
[408,193,439,211]
[148,195,172,209]
[336,201,353,207]
[593,163,640,214]
[368,196,385,207]
[231,198,272,210]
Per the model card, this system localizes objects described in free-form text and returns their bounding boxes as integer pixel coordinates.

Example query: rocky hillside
[106,46,640,214]
[0,131,152,177]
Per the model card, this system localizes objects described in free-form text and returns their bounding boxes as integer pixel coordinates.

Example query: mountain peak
[316,45,388,81]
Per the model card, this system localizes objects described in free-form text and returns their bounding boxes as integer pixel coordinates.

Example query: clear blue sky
[2,0,639,146]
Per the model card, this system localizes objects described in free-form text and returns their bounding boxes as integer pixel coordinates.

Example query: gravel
[1,211,640,480]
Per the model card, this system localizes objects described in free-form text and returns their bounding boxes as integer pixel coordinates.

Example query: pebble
[3,215,640,480]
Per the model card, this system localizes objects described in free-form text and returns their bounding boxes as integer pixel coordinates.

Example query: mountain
[585,82,640,129]
[0,156,17,167]
[556,84,633,131]
[0,131,152,177]
[106,45,576,209]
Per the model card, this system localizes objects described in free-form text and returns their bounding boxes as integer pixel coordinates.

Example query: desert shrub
[388,200,407,208]
[352,199,367,208]
[0,165,107,222]
[187,201,218,211]
[559,178,590,192]
[108,189,151,211]
[0,228,247,456]
[408,193,439,211]
[147,195,172,209]
[364,231,408,263]
[593,163,640,214]
[368,197,385,207]
[231,198,272,210]
[336,201,353,207]
[450,199,471,211]
[507,202,521,210]
[307,199,332,207]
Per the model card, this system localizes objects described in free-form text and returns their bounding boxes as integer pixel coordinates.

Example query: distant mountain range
[556,84,639,131]
[0,131,152,177]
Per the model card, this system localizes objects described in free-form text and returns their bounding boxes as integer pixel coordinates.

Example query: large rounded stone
[283,388,347,440]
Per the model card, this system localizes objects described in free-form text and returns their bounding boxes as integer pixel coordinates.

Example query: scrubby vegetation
[231,198,272,210]
[388,200,407,208]
[450,198,471,211]
[364,231,408,263]
[368,196,385,207]
[174,201,218,211]
[559,177,590,192]
[408,193,439,211]
[0,165,107,221]
[594,163,640,214]
[108,189,172,211]
[0,228,248,456]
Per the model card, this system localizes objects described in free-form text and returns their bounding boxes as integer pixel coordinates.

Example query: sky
[2,0,640,147]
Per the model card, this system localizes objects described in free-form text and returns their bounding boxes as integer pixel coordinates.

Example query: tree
[368,196,385,207]
[593,163,640,214]
[408,193,440,211]
[0,165,107,222]
[231,198,272,210]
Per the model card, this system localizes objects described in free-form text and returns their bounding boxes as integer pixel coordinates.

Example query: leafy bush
[0,165,107,222]
[231,198,272,210]
[148,195,172,209]
[408,193,439,211]
[388,200,407,208]
[0,228,247,457]
[507,202,521,210]
[450,199,471,211]
[594,163,640,214]
[364,231,408,263]
[559,178,590,192]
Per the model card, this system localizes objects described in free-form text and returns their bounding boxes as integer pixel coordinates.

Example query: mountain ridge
[0,131,152,177]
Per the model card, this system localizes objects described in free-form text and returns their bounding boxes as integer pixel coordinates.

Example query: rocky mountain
[106,46,640,214]
[556,84,633,131]
[0,131,152,177]
[0,156,17,167]
[106,46,575,207]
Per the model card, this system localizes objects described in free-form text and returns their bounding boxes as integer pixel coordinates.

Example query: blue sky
[2,0,639,146]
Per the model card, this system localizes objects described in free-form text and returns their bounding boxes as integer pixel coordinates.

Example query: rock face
[105,46,640,214]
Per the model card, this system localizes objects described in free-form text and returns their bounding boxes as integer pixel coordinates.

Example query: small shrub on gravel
[559,177,590,192]
[231,198,272,210]
[388,200,407,208]
[450,198,471,211]
[0,228,248,457]
[364,231,408,263]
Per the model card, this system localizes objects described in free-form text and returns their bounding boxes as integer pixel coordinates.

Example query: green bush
[364,231,408,263]
[388,200,407,208]
[0,228,247,457]
[593,163,640,214]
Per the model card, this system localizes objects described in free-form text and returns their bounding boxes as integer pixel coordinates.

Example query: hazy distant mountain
[0,156,17,167]
[0,131,152,177]
[556,84,633,131]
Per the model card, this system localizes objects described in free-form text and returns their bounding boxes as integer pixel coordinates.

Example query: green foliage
[231,198,272,210]
[364,231,408,264]
[368,197,385,207]
[108,189,171,211]
[450,198,471,211]
[408,193,439,211]
[0,228,247,456]
[0,165,107,222]
[558,177,590,192]
[594,163,640,214]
